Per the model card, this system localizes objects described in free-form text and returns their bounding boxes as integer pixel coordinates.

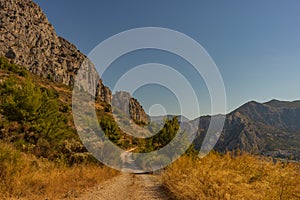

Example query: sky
[34,0,300,119]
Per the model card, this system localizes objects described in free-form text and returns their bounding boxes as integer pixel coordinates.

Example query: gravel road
[74,173,173,200]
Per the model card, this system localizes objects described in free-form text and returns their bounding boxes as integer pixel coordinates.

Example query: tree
[0,75,72,158]
[99,116,122,144]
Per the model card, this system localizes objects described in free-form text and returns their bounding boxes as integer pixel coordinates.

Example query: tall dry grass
[0,142,118,200]
[162,152,300,200]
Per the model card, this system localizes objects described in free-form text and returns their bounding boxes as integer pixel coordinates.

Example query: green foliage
[137,117,180,153]
[0,73,75,160]
[99,116,122,144]
[0,56,28,77]
[152,117,179,148]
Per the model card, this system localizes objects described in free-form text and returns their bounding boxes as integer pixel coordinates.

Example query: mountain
[149,115,190,123]
[194,100,300,160]
[112,91,149,125]
[0,0,147,124]
[0,0,112,104]
[1,0,299,161]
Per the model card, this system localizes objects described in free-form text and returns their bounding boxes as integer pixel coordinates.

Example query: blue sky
[34,0,300,119]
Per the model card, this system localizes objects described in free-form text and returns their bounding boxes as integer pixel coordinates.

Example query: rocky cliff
[112,91,149,125]
[0,0,111,103]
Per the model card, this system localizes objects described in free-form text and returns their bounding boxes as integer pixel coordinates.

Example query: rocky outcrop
[0,0,111,104]
[129,97,149,125]
[112,91,149,125]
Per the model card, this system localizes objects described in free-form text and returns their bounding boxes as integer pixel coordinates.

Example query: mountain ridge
[194,99,300,161]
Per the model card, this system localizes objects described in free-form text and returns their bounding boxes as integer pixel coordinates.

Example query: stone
[0,0,111,104]
[112,91,149,125]
[5,48,16,59]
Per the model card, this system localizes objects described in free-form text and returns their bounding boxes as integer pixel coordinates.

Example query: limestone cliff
[112,91,149,125]
[0,0,111,103]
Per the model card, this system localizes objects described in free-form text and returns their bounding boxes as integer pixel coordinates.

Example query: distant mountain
[149,115,190,123]
[194,100,300,160]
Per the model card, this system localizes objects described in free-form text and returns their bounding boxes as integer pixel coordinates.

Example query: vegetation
[98,110,187,155]
[0,59,81,163]
[0,142,117,199]
[0,56,27,77]
[3,57,299,199]
[162,152,300,200]
[0,57,118,199]
[100,116,122,144]
[136,117,180,153]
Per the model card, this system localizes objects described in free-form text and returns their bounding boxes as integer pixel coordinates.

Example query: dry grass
[0,142,118,200]
[162,152,300,200]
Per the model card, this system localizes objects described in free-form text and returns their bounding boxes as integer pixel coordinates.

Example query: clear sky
[34,0,300,119]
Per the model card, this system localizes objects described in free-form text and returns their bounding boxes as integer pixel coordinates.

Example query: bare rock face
[112,91,131,115]
[112,91,149,125]
[0,0,111,104]
[129,98,149,125]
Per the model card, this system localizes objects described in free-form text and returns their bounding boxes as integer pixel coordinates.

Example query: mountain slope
[0,0,111,103]
[0,0,148,124]
[194,100,300,160]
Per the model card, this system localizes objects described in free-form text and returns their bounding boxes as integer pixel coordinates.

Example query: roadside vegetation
[2,57,299,199]
[0,142,117,199]
[0,57,118,199]
[162,152,300,200]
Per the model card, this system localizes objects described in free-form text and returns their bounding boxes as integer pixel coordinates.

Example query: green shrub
[0,56,28,77]
[0,74,76,160]
[100,116,122,143]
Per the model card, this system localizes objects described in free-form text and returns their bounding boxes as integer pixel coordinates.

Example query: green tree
[151,117,179,149]
[0,76,72,158]
[99,116,122,144]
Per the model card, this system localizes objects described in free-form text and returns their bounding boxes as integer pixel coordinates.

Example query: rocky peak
[112,91,149,125]
[0,0,111,104]
[129,97,149,125]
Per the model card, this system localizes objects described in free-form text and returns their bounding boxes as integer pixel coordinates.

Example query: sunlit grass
[0,142,118,200]
[162,152,300,200]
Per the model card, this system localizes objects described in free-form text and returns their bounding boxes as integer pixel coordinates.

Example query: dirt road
[75,173,173,200]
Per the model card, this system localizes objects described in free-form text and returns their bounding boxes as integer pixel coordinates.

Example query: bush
[0,74,76,160]
[0,56,28,77]
[100,116,122,143]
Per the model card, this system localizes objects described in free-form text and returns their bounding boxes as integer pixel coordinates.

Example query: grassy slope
[0,142,118,199]
[162,152,300,200]
[0,57,118,199]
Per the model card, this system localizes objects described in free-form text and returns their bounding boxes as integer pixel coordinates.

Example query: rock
[0,0,111,104]
[129,97,149,125]
[96,79,112,105]
[5,48,16,59]
[112,91,131,115]
[112,91,149,125]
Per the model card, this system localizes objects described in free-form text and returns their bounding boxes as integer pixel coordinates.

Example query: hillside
[194,100,300,160]
[0,0,111,103]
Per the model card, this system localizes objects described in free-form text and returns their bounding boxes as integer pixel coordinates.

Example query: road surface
[75,173,172,200]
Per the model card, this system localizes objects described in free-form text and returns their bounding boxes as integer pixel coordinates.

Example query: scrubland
[162,152,300,200]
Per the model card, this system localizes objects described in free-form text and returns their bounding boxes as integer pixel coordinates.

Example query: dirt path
[74,173,173,200]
